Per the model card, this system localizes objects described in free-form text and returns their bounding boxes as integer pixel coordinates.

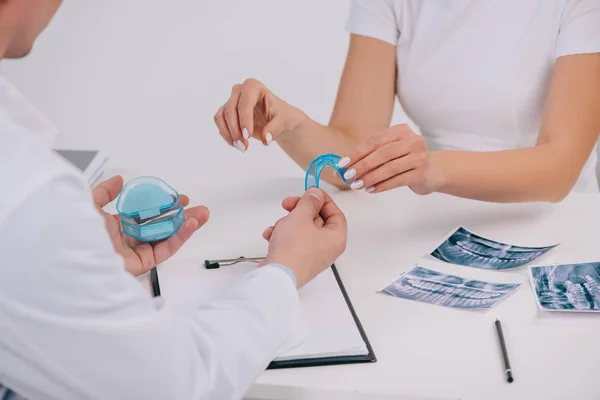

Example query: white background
[0,0,407,176]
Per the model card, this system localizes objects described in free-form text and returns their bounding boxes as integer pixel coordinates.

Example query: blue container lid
[116,176,179,220]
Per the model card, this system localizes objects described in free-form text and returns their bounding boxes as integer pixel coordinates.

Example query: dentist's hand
[92,176,210,277]
[260,188,347,288]
[214,78,306,152]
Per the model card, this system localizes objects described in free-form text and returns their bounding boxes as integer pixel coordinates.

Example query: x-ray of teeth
[380,265,521,309]
[530,262,600,312]
[431,227,557,270]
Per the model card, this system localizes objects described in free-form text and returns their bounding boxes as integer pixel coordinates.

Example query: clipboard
[54,149,107,187]
[202,258,376,369]
[267,264,377,369]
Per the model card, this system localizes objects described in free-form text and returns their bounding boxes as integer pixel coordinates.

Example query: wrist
[261,255,303,288]
[277,104,309,143]
[269,264,297,286]
[428,151,447,193]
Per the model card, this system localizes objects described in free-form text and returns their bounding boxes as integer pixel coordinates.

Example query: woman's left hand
[337,124,437,195]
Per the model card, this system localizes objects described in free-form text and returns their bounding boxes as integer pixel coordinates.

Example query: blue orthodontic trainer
[304,153,352,190]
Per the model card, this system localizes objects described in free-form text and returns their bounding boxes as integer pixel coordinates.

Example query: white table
[114,168,600,400]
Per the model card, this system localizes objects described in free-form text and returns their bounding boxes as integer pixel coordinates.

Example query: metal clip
[204,256,265,269]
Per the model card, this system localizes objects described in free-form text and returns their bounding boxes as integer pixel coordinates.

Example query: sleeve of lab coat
[0,172,307,400]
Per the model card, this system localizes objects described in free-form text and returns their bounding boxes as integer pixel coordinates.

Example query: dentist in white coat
[0,1,347,399]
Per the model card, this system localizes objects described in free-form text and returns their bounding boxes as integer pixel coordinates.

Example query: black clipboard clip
[204,256,265,269]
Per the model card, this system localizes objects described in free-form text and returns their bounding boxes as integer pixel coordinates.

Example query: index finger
[338,124,412,169]
[92,175,124,208]
[281,196,301,212]
[319,192,347,230]
[238,79,266,140]
[282,196,324,226]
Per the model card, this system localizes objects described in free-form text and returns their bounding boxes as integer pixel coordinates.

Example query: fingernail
[306,187,323,201]
[366,186,375,193]
[242,128,250,140]
[337,157,350,168]
[351,180,364,190]
[344,168,357,180]
[234,140,246,153]
[265,132,273,145]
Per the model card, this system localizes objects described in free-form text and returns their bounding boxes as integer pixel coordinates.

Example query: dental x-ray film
[530,262,600,312]
[430,227,557,270]
[380,265,521,309]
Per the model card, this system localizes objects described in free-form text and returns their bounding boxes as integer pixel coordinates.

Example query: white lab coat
[0,74,306,400]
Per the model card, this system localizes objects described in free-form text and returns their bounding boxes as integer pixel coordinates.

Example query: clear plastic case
[116,176,185,242]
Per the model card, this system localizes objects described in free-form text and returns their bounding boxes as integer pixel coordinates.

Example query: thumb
[92,175,124,208]
[292,188,325,219]
[261,116,285,146]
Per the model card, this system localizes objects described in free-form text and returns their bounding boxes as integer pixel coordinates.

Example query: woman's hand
[260,188,347,288]
[337,124,437,195]
[213,78,306,152]
[92,175,210,277]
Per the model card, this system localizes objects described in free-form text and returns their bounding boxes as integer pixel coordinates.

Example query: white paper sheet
[166,263,369,361]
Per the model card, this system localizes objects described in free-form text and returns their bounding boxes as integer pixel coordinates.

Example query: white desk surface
[109,167,600,400]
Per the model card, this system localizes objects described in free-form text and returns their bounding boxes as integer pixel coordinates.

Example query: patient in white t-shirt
[215,0,600,203]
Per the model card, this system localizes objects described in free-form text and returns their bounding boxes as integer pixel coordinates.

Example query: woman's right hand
[213,78,305,153]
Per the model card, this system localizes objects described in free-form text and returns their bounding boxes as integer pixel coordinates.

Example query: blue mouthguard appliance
[116,176,185,242]
[304,153,352,190]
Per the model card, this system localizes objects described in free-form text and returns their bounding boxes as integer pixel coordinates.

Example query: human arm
[330,0,600,202]
[431,53,600,202]
[217,0,600,202]
[0,174,345,399]
[213,33,397,188]
[341,44,600,201]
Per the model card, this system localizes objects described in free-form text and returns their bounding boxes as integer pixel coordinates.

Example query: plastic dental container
[116,176,185,242]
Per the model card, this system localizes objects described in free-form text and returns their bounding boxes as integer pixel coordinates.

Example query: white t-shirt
[347,0,600,192]
[0,74,305,399]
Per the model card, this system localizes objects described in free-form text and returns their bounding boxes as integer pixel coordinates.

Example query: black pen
[150,267,161,297]
[495,319,513,383]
